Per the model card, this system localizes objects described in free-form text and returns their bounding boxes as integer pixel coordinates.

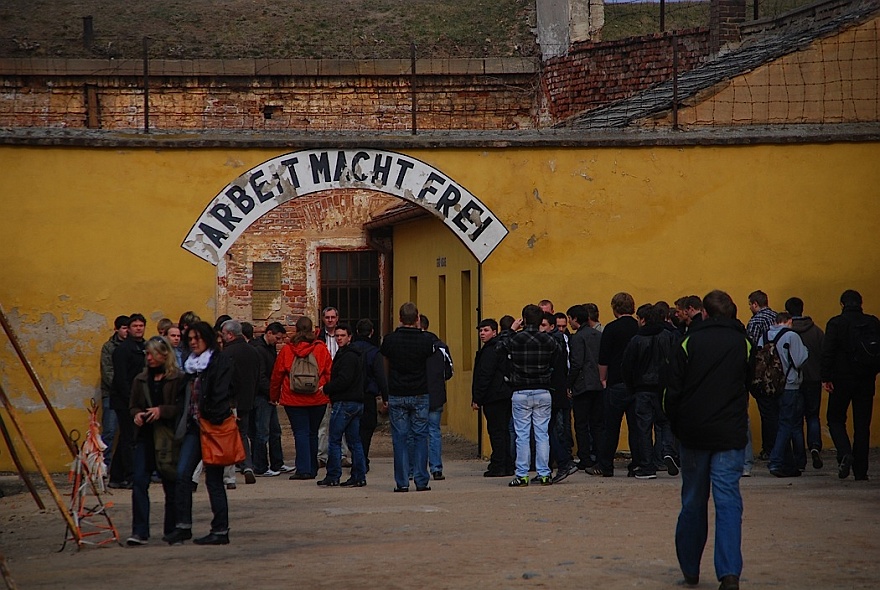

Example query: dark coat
[621,323,675,393]
[323,345,365,403]
[821,306,880,382]
[380,326,435,397]
[221,337,261,413]
[665,317,753,451]
[567,325,603,395]
[250,335,277,398]
[187,351,235,425]
[111,337,146,411]
[129,368,184,439]
[471,336,512,406]
[425,331,452,411]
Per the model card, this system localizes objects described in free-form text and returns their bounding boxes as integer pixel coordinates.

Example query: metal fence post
[660,0,666,32]
[410,42,417,135]
[672,36,679,131]
[143,37,150,133]
[82,16,93,50]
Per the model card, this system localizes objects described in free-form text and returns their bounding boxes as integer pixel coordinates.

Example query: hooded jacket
[665,317,753,451]
[270,339,332,407]
[471,335,512,406]
[790,316,824,383]
[567,324,603,395]
[621,322,675,393]
[821,305,880,382]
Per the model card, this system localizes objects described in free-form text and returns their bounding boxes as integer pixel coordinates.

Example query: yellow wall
[390,217,481,447]
[1,142,878,469]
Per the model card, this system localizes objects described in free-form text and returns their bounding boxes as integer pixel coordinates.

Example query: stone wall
[539,28,711,123]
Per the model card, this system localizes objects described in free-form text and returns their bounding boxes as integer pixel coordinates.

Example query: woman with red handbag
[163,321,235,546]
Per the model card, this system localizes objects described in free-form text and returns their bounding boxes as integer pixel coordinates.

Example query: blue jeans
[408,405,444,474]
[284,404,327,477]
[131,433,175,539]
[389,395,430,489]
[800,380,822,452]
[101,396,118,467]
[250,396,284,473]
[175,423,228,534]
[676,445,744,582]
[512,389,552,478]
[326,401,367,482]
[769,388,805,473]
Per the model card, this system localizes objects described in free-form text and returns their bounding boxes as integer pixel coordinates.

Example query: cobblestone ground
[1,429,878,590]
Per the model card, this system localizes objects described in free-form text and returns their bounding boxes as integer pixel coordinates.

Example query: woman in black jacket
[126,336,183,546]
[163,321,235,546]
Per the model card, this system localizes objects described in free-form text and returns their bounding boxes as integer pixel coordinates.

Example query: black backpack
[749,328,793,398]
[849,315,880,376]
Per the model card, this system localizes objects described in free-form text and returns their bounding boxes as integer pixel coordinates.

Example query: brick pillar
[710,0,747,52]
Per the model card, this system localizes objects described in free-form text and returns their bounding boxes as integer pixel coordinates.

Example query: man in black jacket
[350,319,388,474]
[621,303,678,479]
[380,302,436,492]
[319,323,367,487]
[221,319,262,484]
[566,305,603,471]
[249,322,290,476]
[821,289,880,481]
[665,290,752,590]
[785,297,825,470]
[471,318,514,477]
[109,313,147,489]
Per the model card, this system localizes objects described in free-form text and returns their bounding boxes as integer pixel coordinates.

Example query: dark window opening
[320,251,380,333]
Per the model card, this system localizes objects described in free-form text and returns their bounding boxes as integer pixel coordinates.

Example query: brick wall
[540,28,711,123]
[0,58,539,131]
[221,189,397,327]
[710,0,747,51]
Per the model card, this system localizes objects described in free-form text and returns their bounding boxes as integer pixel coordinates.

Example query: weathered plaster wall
[390,217,480,446]
[1,142,878,469]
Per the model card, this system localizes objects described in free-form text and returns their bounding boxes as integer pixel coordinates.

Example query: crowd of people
[98,289,878,589]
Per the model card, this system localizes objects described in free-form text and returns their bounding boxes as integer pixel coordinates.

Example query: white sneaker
[257,469,280,477]
[279,465,296,473]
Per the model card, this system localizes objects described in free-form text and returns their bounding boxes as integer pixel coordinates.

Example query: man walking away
[566,305,603,471]
[665,290,752,590]
[419,314,453,481]
[745,290,778,461]
[821,289,880,481]
[221,319,262,485]
[785,297,824,470]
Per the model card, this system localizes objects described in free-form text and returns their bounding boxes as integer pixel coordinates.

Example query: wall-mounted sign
[182,149,508,264]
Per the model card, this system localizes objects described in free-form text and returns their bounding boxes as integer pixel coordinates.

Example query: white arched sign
[182,149,508,265]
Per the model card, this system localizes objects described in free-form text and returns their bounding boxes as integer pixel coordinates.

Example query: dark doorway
[320,250,380,332]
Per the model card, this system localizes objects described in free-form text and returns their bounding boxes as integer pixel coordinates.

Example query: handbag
[199,415,246,466]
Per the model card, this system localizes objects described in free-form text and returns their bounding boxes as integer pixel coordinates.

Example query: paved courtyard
[1,432,878,589]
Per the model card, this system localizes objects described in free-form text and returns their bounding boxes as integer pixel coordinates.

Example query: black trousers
[109,407,134,483]
[482,398,514,474]
[826,379,875,479]
[360,397,379,471]
[754,393,779,455]
[571,390,603,466]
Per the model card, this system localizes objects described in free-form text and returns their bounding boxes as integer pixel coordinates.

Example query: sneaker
[742,470,751,477]
[162,528,192,545]
[811,448,823,470]
[508,476,529,487]
[316,477,340,487]
[318,459,327,469]
[243,469,256,485]
[340,478,366,487]
[125,534,148,546]
[536,475,552,486]
[226,482,237,490]
[551,463,579,484]
[257,469,280,477]
[681,574,699,587]
[664,455,680,477]
[415,485,432,491]
[432,471,445,481]
[341,457,352,468]
[633,470,657,480]
[193,532,229,546]
[838,454,853,479]
[278,464,296,473]
[718,574,740,590]
[289,472,315,480]
[393,486,409,492]
[483,469,508,477]
[757,450,770,461]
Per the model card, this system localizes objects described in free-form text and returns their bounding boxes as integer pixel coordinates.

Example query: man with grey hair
[221,318,262,485]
